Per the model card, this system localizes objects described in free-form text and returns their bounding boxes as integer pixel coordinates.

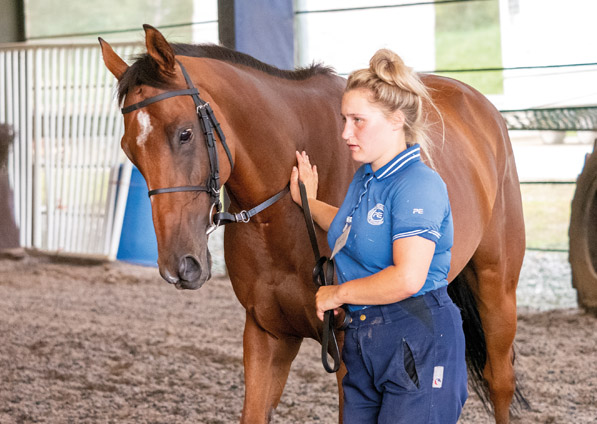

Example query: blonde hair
[345,49,441,168]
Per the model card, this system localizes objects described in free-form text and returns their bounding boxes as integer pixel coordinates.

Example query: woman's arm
[315,235,435,320]
[290,151,338,231]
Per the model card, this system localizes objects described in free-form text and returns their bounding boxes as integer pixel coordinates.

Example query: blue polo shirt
[327,144,453,311]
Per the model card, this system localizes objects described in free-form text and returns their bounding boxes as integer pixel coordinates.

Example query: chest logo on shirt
[367,203,385,225]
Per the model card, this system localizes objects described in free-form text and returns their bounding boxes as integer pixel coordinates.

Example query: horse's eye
[180,129,193,144]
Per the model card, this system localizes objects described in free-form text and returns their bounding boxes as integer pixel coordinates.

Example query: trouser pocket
[403,338,420,388]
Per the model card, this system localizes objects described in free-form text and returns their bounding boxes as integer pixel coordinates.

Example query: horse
[99,25,527,424]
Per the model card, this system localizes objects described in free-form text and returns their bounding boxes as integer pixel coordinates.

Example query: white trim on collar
[376,146,421,180]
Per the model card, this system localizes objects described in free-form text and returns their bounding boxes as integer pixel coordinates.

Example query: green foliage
[434,0,503,94]
[521,184,574,251]
[25,0,193,41]
[436,0,499,32]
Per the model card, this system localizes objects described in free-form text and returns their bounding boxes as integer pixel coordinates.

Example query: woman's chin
[349,148,363,161]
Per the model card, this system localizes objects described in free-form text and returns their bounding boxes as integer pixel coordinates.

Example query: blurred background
[1,0,596,310]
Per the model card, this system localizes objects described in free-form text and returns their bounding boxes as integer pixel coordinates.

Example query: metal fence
[0,42,141,259]
[1,40,588,260]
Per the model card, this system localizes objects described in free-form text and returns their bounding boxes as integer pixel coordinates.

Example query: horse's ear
[98,38,128,80]
[143,24,176,77]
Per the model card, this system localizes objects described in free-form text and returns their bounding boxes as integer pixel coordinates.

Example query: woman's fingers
[316,307,341,321]
[289,166,301,205]
[293,150,318,200]
[297,151,311,171]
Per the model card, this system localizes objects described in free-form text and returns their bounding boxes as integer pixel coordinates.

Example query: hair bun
[369,49,411,88]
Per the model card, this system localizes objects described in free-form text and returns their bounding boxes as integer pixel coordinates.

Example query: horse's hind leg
[470,190,525,424]
[470,259,518,423]
[240,312,302,424]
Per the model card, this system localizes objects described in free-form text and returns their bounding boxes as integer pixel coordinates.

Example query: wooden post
[0,0,25,43]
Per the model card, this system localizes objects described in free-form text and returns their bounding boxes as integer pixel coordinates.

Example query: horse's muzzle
[159,254,209,290]
[179,255,201,282]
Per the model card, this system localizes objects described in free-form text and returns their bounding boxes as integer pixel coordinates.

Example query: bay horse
[99,25,526,424]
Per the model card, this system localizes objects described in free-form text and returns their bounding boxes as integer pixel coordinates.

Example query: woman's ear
[391,110,406,130]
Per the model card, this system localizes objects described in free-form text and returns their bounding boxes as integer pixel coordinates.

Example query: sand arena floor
[0,252,596,423]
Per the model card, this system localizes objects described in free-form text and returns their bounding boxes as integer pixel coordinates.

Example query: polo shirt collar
[364,144,422,180]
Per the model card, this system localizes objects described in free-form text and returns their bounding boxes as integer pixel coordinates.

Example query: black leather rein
[298,181,345,373]
[121,59,288,233]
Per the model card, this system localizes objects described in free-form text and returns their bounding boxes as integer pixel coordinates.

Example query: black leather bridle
[120,59,340,373]
[121,60,288,234]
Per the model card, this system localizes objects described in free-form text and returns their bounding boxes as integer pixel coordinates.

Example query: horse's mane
[117,43,336,103]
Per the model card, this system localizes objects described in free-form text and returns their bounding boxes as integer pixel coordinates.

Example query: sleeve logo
[367,203,385,225]
[413,208,424,214]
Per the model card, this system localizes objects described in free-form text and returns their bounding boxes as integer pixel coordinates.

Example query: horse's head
[99,25,232,290]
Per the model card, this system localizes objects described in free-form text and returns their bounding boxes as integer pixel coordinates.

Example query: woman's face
[341,88,406,171]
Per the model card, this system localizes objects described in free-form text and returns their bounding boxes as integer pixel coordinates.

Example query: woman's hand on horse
[315,285,343,321]
[290,150,319,206]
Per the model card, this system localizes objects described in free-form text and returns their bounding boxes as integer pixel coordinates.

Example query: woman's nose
[342,122,352,140]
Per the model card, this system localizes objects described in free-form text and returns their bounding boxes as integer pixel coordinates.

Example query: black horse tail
[447,273,530,415]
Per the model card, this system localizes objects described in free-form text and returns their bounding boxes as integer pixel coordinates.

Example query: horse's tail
[447,273,492,412]
[447,273,530,415]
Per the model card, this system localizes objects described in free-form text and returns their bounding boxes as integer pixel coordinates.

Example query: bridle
[121,59,288,234]
[121,59,339,374]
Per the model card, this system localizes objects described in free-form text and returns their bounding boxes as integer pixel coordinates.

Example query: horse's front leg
[240,311,302,423]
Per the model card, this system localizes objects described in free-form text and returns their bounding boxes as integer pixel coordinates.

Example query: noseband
[121,60,288,233]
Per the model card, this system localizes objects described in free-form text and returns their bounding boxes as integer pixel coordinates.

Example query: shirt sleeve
[390,170,450,244]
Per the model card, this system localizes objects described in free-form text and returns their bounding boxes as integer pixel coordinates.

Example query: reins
[298,181,343,373]
[121,59,288,233]
[122,59,342,373]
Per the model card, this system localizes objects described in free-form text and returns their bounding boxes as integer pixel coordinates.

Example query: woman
[290,49,468,423]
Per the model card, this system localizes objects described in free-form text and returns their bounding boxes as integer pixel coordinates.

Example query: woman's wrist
[334,283,346,306]
[308,199,337,231]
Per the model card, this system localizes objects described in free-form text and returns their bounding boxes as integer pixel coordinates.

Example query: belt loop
[430,287,444,307]
[380,304,393,324]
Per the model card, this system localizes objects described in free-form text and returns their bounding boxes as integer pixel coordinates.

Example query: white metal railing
[0,42,142,259]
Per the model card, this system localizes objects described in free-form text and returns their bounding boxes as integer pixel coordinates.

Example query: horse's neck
[206,63,345,210]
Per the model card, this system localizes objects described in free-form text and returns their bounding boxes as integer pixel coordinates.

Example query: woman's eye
[180,129,192,144]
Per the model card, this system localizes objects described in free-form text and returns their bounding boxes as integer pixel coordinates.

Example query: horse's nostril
[161,269,179,285]
[179,255,201,282]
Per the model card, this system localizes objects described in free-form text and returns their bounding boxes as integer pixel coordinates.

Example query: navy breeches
[342,286,468,424]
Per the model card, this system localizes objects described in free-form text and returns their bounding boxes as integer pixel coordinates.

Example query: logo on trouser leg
[432,366,444,388]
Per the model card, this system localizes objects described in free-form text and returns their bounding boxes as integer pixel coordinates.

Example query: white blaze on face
[136,110,153,146]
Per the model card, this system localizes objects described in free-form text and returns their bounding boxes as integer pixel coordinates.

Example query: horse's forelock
[117,54,177,104]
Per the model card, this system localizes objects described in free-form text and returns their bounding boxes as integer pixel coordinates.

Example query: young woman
[290,49,468,423]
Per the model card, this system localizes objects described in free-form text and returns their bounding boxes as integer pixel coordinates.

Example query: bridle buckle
[196,102,210,114]
[207,202,221,235]
[235,210,251,223]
